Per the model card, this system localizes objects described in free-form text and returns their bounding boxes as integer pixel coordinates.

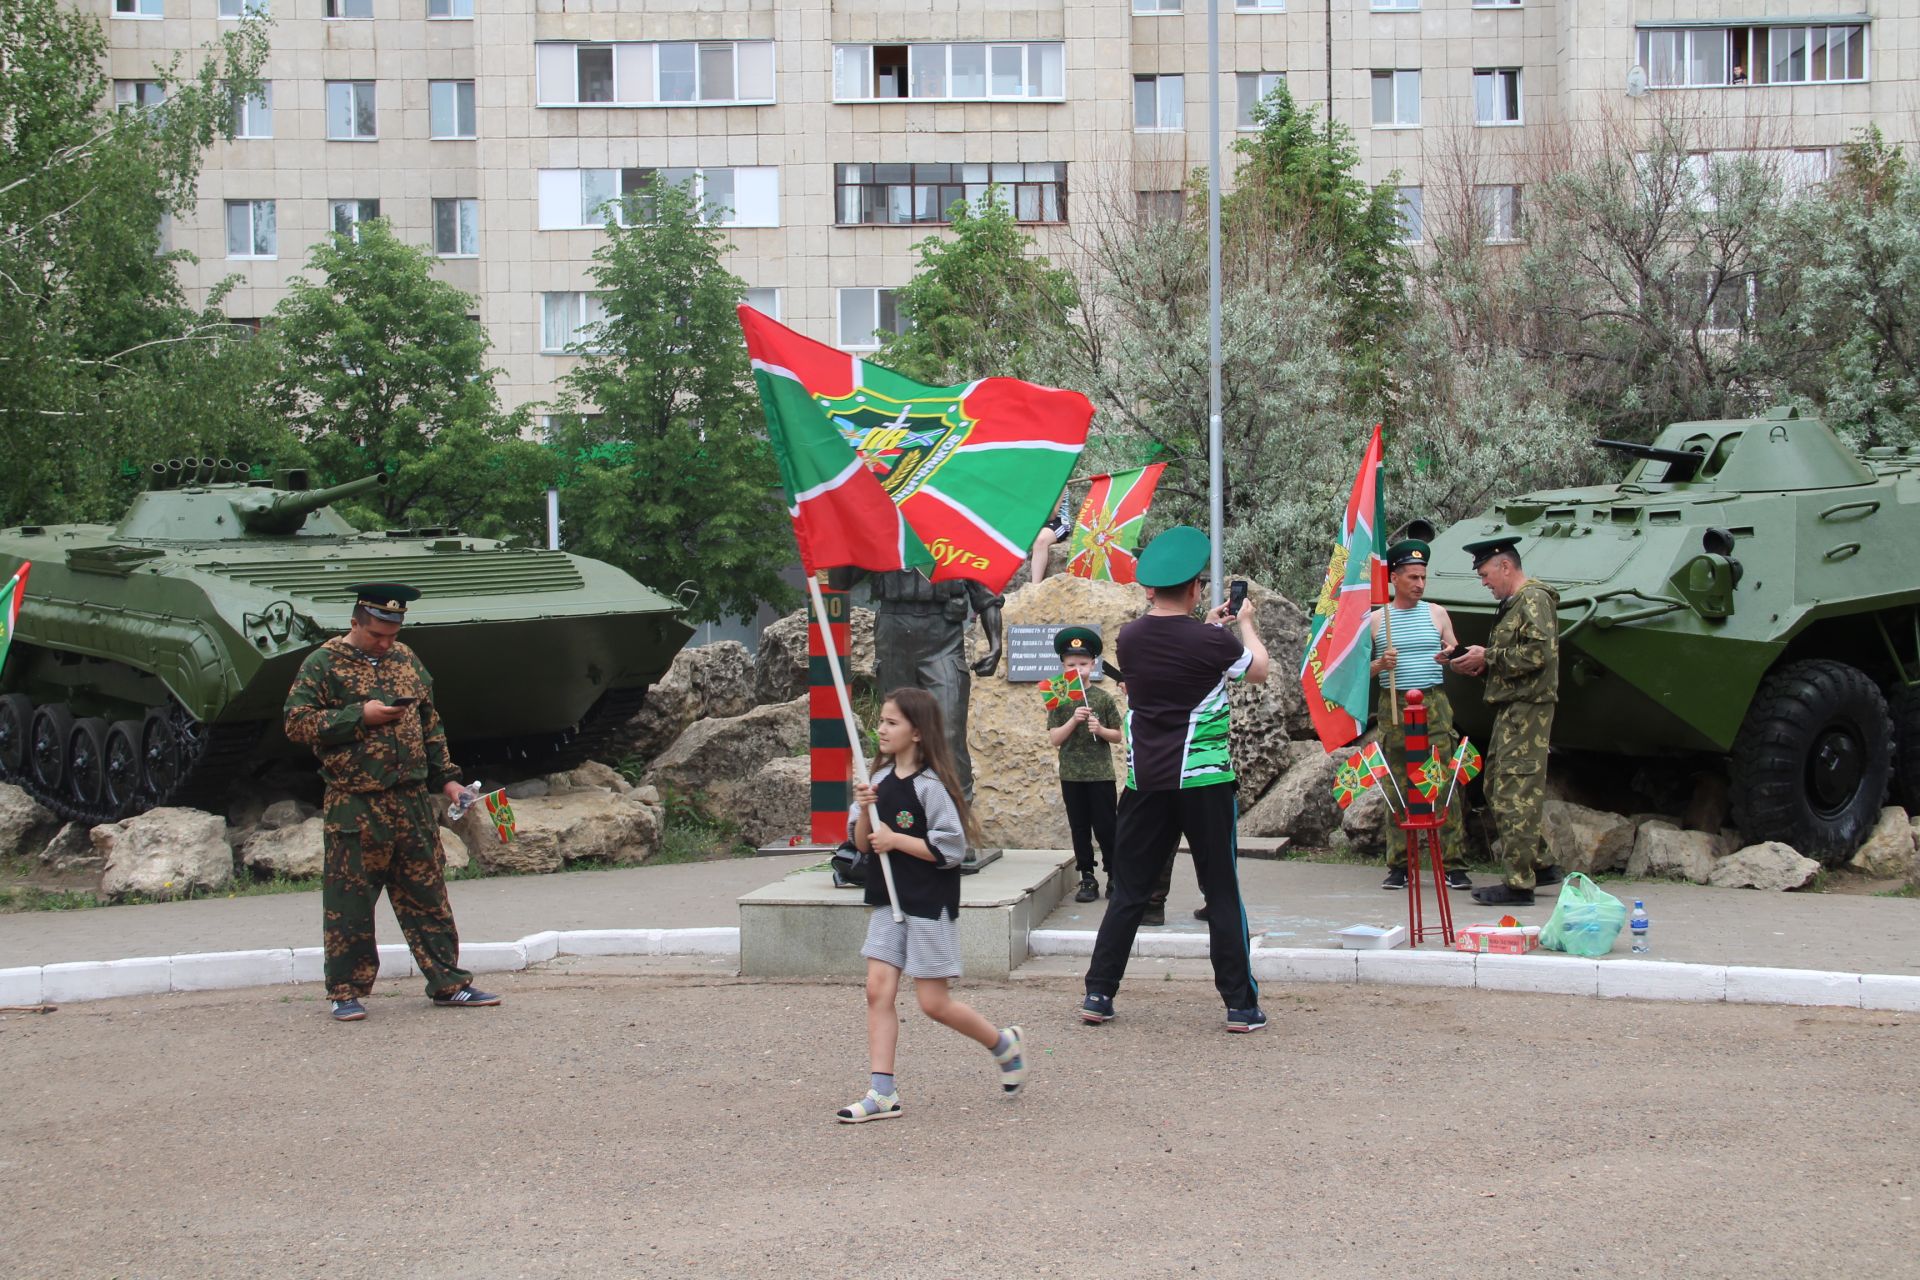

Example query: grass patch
[0,862,328,914]
[1874,882,1920,899]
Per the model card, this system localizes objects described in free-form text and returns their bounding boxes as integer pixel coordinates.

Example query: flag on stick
[0,562,29,676]
[1040,668,1087,711]
[1299,426,1386,750]
[482,789,518,843]
[1066,464,1165,583]
[1332,755,1365,809]
[1407,747,1445,804]
[1441,737,1484,814]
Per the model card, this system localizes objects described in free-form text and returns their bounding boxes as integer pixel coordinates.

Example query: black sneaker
[1471,883,1535,906]
[1194,903,1211,923]
[1104,878,1114,899]
[1079,993,1115,1024]
[1381,867,1408,890]
[1445,869,1474,891]
[330,998,367,1022]
[1226,1007,1268,1033]
[431,985,501,1007]
[1535,864,1566,887]
[1075,877,1099,903]
[1141,905,1166,927]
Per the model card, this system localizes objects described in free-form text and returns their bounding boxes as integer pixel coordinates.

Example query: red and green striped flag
[0,562,29,676]
[1039,668,1086,711]
[1067,463,1166,584]
[739,306,1092,592]
[482,789,517,843]
[1361,741,1393,784]
[1450,737,1484,784]
[1332,755,1365,809]
[1408,747,1445,803]
[1299,425,1386,750]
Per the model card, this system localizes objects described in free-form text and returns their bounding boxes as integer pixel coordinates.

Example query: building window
[537,167,779,229]
[1370,70,1420,126]
[834,163,1066,225]
[838,288,904,350]
[114,81,166,111]
[427,0,470,16]
[1636,24,1866,88]
[1473,0,1521,6]
[326,81,376,139]
[1373,0,1417,11]
[225,199,276,258]
[1476,185,1522,242]
[745,287,781,320]
[429,80,476,138]
[433,198,479,256]
[324,0,370,16]
[1133,0,1180,11]
[1137,190,1185,223]
[541,292,609,354]
[1235,0,1285,9]
[1473,68,1522,124]
[330,199,380,240]
[1781,147,1832,194]
[232,84,272,137]
[113,0,163,16]
[537,41,776,107]
[1236,72,1284,129]
[1393,187,1423,244]
[219,0,267,15]
[1134,74,1184,130]
[833,43,1063,102]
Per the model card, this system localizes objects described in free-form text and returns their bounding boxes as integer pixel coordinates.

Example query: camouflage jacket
[1485,580,1561,705]
[283,637,458,794]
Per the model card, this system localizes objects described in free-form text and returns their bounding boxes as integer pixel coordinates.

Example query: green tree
[0,0,267,523]
[872,194,1078,384]
[548,178,797,624]
[265,219,553,537]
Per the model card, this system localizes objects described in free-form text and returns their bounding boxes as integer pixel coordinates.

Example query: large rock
[684,640,756,720]
[547,759,634,796]
[644,697,808,800]
[1848,806,1915,878]
[38,823,103,875]
[1709,841,1821,891]
[0,783,58,860]
[1626,822,1722,884]
[753,605,878,705]
[1240,748,1339,845]
[620,642,764,762]
[731,756,813,849]
[241,818,325,880]
[1340,781,1390,859]
[261,798,318,831]
[1543,800,1637,875]
[480,789,664,874]
[95,807,234,901]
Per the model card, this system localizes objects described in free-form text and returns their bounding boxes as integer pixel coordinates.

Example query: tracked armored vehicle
[1424,407,1920,863]
[0,459,693,824]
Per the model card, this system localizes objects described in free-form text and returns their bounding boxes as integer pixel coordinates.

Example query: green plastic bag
[1539,872,1628,957]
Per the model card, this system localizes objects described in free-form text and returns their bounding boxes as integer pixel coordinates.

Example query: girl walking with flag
[836,688,1028,1123]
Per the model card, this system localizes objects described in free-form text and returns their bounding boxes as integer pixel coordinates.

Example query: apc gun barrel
[234,473,388,534]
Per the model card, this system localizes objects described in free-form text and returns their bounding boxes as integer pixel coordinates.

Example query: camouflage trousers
[1487,700,1555,890]
[1375,686,1466,871]
[322,784,471,1001]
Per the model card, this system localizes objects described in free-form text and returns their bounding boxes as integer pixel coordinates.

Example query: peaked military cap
[353,582,421,623]
[1053,625,1103,659]
[1462,536,1523,570]
[1135,525,1211,588]
[1386,540,1431,571]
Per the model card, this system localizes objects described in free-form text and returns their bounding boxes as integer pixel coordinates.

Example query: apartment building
[96,0,1909,412]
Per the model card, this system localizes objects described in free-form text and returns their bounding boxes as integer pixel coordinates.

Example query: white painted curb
[1023,930,1919,1012]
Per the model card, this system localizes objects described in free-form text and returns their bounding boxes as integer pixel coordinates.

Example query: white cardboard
[1725,965,1861,1008]
[1597,959,1727,1003]
[171,949,294,993]
[42,957,171,1003]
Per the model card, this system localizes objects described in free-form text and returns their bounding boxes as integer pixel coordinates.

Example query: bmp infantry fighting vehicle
[0,459,693,823]
[1424,407,1920,862]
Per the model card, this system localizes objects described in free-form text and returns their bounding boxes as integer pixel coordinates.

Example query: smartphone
[1226,580,1249,617]
[389,696,417,707]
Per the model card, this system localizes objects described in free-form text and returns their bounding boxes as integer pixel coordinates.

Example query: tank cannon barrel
[232,473,387,534]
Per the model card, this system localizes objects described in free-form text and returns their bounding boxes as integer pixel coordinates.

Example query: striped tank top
[1372,601,1443,690]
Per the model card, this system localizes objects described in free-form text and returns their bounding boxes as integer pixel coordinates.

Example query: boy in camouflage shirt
[1045,627,1124,903]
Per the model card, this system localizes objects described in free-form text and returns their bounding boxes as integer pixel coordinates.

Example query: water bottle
[1630,900,1650,954]
[447,782,483,821]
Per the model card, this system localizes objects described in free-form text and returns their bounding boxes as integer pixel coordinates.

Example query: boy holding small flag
[1043,626,1124,903]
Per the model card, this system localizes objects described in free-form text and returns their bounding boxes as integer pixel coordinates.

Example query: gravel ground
[2,973,1916,1279]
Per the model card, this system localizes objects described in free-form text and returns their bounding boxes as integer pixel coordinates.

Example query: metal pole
[1207,0,1225,609]
[546,486,561,551]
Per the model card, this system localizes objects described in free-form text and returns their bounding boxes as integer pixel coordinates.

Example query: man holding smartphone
[284,582,498,1022]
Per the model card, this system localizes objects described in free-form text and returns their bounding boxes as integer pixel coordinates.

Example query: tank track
[1,699,263,828]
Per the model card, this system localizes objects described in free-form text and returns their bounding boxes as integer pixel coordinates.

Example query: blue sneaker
[1079,993,1115,1024]
[431,985,501,1007]
[330,998,367,1022]
[1225,1007,1268,1033]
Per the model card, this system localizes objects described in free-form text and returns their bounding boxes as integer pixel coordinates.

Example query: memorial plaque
[1004,623,1107,683]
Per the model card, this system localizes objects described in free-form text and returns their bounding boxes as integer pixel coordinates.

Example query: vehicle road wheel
[29,703,74,794]
[0,693,31,778]
[66,717,110,809]
[141,709,182,799]
[1730,659,1892,865]
[103,720,144,817]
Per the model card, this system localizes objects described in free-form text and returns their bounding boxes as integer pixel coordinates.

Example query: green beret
[1053,626,1102,658]
[1135,525,1211,588]
[1462,536,1523,569]
[1386,540,1430,571]
[353,582,421,622]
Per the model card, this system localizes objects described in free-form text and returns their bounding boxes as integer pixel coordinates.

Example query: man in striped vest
[1368,540,1472,891]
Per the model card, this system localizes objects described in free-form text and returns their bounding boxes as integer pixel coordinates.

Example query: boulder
[644,696,808,801]
[439,826,469,872]
[482,789,663,874]
[95,807,234,901]
[620,658,700,762]
[0,783,58,861]
[1709,841,1821,891]
[1543,800,1637,875]
[504,778,550,800]
[260,798,318,831]
[731,756,813,849]
[754,605,877,705]
[241,817,324,880]
[547,759,634,796]
[1626,823,1722,884]
[619,641,765,762]
[1847,806,1915,879]
[1341,783,1390,859]
[683,640,756,720]
[38,823,104,875]
[1240,749,1339,845]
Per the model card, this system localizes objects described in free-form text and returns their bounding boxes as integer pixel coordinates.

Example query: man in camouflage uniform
[1450,539,1564,906]
[283,583,500,1021]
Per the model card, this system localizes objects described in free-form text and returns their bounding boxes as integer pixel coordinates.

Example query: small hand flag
[1041,668,1087,711]
[1361,741,1392,783]
[1333,755,1365,809]
[483,789,518,843]
[1450,737,1484,785]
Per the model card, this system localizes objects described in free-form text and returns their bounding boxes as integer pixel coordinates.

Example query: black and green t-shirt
[1114,613,1252,791]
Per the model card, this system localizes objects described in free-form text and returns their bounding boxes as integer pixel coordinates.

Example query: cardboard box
[1335,923,1408,950]
[1452,923,1541,955]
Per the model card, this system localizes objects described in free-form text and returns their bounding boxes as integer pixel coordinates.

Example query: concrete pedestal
[738,848,1074,979]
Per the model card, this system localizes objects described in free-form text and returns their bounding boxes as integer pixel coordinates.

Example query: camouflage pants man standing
[1485,699,1554,891]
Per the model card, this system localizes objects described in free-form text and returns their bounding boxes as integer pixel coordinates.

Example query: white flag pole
[807,572,903,923]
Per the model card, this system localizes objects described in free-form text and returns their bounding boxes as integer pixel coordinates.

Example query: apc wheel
[66,717,109,809]
[0,693,31,778]
[29,704,73,794]
[103,720,144,817]
[1730,659,1892,865]
[140,710,182,798]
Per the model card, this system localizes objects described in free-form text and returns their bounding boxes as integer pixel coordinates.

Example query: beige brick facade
[94,0,1908,412]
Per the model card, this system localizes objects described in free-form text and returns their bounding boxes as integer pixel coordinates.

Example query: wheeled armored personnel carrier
[1424,407,1919,862]
[0,459,693,823]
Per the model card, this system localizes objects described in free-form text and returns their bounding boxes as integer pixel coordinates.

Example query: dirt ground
[2,973,1917,1280]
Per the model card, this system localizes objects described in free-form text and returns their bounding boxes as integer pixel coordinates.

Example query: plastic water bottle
[1630,900,1650,954]
[447,782,483,821]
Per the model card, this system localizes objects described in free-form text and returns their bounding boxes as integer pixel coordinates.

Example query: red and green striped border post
[808,578,852,845]
[1399,690,1455,946]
